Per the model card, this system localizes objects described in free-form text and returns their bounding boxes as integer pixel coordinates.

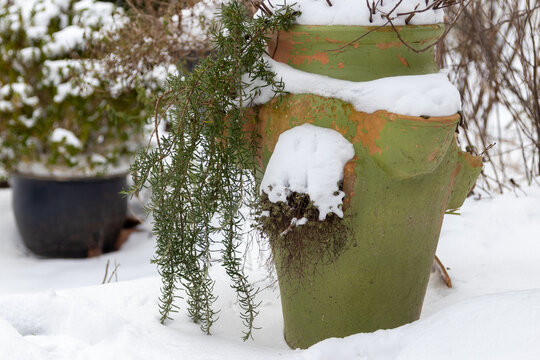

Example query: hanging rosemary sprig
[130,0,298,339]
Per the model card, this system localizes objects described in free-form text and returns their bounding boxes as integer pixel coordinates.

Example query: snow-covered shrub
[91,0,215,86]
[0,0,173,176]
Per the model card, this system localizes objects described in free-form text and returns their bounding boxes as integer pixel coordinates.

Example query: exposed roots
[254,192,352,281]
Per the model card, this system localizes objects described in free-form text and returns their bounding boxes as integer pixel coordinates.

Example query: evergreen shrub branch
[130,0,298,338]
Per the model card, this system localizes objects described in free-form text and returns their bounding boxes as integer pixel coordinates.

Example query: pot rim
[9,170,129,182]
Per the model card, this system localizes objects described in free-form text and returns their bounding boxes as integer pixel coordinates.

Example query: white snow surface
[178,0,217,46]
[252,57,462,117]
[260,0,444,26]
[261,124,355,220]
[306,290,540,359]
[1,0,119,40]
[1,183,540,359]
[49,128,82,148]
[43,25,87,56]
[73,0,119,29]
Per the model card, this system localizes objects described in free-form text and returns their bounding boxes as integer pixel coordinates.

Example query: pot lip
[264,95,461,125]
[9,170,129,182]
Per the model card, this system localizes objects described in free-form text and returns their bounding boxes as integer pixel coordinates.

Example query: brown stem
[434,255,452,288]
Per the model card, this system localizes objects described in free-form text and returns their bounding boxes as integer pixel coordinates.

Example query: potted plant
[254,0,482,348]
[0,0,173,257]
[130,0,481,348]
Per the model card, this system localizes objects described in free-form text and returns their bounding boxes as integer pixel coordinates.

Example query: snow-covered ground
[1,184,540,359]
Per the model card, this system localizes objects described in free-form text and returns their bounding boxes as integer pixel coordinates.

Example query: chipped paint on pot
[268,24,444,82]
[257,94,481,349]
[256,23,481,349]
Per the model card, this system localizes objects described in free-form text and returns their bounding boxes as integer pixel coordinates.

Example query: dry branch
[440,0,540,191]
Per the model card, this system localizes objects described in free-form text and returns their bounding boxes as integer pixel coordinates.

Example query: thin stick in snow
[434,255,452,288]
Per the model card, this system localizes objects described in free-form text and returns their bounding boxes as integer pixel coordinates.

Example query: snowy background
[1,184,540,359]
[1,0,539,358]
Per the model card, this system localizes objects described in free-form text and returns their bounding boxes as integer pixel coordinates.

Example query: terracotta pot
[268,24,444,82]
[257,24,482,349]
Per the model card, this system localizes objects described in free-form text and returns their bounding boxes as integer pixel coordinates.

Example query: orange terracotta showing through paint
[398,53,410,67]
[291,51,330,66]
[348,111,388,155]
[463,151,483,168]
[331,120,349,136]
[256,96,317,153]
[270,31,330,67]
[384,112,460,125]
[427,147,442,162]
[323,37,360,48]
[342,156,358,212]
[338,62,345,69]
[376,41,403,50]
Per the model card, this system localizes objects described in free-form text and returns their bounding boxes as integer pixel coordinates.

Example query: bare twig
[434,255,452,288]
[102,259,121,284]
[326,0,471,54]
[479,142,496,156]
[442,0,540,190]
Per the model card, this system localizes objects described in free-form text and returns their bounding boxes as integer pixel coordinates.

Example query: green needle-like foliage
[130,1,298,339]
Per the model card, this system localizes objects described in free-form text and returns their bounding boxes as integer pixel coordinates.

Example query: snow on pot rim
[250,56,461,117]
[257,0,445,26]
[11,160,132,181]
[249,1,459,116]
[9,126,137,180]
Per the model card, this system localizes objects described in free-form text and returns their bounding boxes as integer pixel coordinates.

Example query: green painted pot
[257,25,482,349]
[269,24,444,81]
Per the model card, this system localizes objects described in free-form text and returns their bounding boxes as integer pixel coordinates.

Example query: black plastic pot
[10,173,127,258]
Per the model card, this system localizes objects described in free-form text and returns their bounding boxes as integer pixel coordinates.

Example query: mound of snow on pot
[261,124,354,220]
[252,57,461,117]
[259,0,444,26]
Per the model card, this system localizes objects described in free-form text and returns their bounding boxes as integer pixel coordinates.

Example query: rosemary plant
[130,1,298,339]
